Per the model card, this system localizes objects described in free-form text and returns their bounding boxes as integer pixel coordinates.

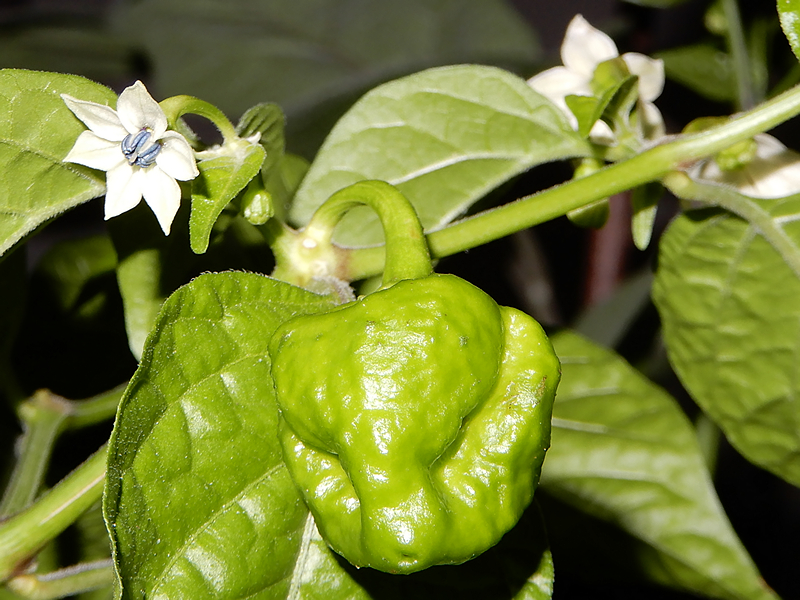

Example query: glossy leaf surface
[104,272,337,599]
[653,203,800,486]
[291,65,590,245]
[0,70,115,256]
[543,331,776,600]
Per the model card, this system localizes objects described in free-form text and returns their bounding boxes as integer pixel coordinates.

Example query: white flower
[62,81,199,234]
[688,134,800,199]
[528,14,665,144]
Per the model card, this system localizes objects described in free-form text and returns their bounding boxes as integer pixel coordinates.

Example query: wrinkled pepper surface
[268,181,560,574]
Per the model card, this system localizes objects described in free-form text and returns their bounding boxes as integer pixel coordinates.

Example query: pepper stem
[308,181,432,286]
[272,180,432,288]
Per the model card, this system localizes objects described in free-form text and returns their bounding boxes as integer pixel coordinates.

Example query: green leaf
[291,65,590,245]
[653,201,800,487]
[564,95,603,140]
[236,103,286,176]
[779,0,800,63]
[110,0,540,152]
[657,45,736,102]
[104,272,338,599]
[190,140,266,254]
[543,331,777,600]
[630,182,662,250]
[600,77,639,133]
[593,62,628,97]
[0,69,116,257]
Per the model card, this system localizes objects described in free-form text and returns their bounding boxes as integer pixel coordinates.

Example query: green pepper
[269,181,560,574]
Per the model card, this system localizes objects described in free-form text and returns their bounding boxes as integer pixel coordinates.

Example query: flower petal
[105,163,144,219]
[589,120,616,145]
[156,131,199,181]
[738,135,800,198]
[622,53,665,102]
[751,133,790,160]
[528,66,592,105]
[561,15,618,79]
[141,167,182,234]
[689,135,800,199]
[61,94,127,142]
[64,131,127,171]
[640,102,665,140]
[116,81,167,139]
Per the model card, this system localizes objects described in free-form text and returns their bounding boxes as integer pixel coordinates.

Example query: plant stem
[344,82,800,280]
[0,384,124,520]
[67,385,125,430]
[722,0,756,110]
[0,446,107,582]
[273,181,431,287]
[0,392,71,518]
[159,96,238,143]
[5,559,114,600]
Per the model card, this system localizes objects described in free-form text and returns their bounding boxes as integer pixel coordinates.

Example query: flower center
[121,129,162,168]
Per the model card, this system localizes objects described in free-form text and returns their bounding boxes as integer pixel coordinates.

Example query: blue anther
[121,130,150,162]
[134,142,161,168]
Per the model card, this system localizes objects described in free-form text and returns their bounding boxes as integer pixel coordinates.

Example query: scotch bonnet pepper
[268,181,560,574]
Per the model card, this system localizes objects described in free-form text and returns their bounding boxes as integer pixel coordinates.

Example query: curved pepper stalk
[269,181,560,573]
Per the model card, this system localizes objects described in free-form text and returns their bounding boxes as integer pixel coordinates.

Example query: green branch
[0,386,124,519]
[344,82,800,281]
[0,447,107,582]
[67,384,125,430]
[4,559,113,600]
[0,392,70,518]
